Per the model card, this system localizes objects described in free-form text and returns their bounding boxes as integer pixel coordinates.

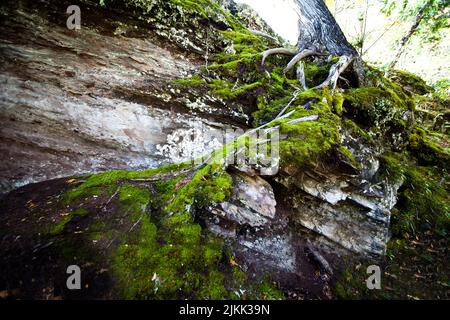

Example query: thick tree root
[261,47,296,66]
[315,55,354,90]
[283,49,317,74]
[296,62,307,90]
[262,47,356,90]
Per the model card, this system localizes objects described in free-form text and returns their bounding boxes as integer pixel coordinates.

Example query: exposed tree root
[314,55,354,90]
[261,47,296,66]
[296,62,307,90]
[283,49,318,74]
[262,47,356,90]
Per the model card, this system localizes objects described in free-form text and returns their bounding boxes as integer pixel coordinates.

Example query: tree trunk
[294,0,357,56]
[263,0,366,87]
[292,0,367,87]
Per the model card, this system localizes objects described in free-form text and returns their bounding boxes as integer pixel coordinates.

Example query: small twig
[232,78,239,90]
[275,90,301,119]
[128,178,161,182]
[106,237,116,249]
[103,187,120,209]
[129,215,143,233]
[287,115,319,125]
[363,21,397,55]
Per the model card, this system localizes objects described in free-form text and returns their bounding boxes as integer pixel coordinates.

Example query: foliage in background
[382,0,449,42]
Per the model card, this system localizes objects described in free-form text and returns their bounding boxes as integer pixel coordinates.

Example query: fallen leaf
[229,257,238,267]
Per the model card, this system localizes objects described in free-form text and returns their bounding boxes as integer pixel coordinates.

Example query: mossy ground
[43,162,284,299]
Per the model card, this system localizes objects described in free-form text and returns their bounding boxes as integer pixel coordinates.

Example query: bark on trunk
[262,0,366,87]
[294,0,357,56]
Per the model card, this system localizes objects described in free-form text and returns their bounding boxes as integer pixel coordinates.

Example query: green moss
[256,281,285,300]
[343,119,372,141]
[344,86,414,131]
[277,97,341,171]
[63,163,188,205]
[49,208,89,235]
[381,153,449,237]
[303,60,334,88]
[221,29,268,56]
[389,70,433,95]
[337,146,360,168]
[333,268,369,299]
[333,93,344,115]
[164,164,232,214]
[111,164,234,299]
[209,80,263,99]
[119,184,151,214]
[104,161,283,299]
[408,127,450,169]
[113,205,233,299]
[172,74,206,87]
[198,270,229,300]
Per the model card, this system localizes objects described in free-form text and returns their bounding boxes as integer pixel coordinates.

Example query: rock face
[208,172,276,228]
[276,128,403,257]
[0,0,248,193]
[205,171,344,298]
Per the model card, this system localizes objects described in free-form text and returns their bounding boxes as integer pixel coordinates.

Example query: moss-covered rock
[407,127,450,169]
[389,70,434,95]
[344,87,413,129]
